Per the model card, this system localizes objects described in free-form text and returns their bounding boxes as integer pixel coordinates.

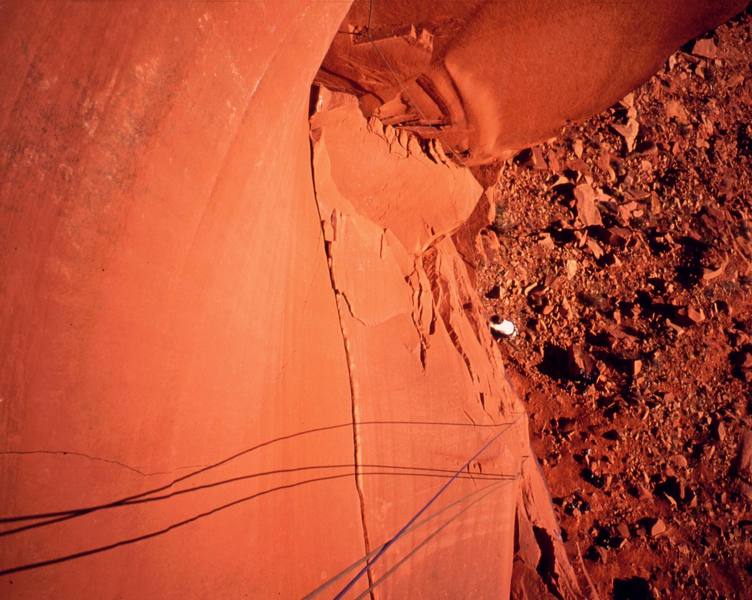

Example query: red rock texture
[0,1,745,598]
[321,0,748,163]
[0,2,363,598]
[309,91,578,598]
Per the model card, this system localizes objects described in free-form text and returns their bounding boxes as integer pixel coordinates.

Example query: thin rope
[328,6,520,596]
[353,477,516,600]
[0,418,520,524]
[302,479,504,599]
[320,4,519,596]
[332,415,522,599]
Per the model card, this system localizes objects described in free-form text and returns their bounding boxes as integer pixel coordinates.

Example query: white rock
[490,320,518,337]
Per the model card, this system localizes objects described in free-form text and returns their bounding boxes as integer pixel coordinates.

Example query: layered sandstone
[0,1,744,598]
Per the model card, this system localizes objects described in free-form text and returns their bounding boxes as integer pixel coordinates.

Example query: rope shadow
[0,466,519,578]
[0,462,518,538]
[0,418,520,527]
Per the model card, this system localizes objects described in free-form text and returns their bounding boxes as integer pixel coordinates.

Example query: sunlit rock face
[321,0,747,163]
[0,3,364,598]
[309,89,580,598]
[0,1,743,598]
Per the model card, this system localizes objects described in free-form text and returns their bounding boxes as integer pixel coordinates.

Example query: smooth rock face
[0,2,365,598]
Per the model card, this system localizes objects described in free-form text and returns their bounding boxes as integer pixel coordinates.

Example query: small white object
[490,319,518,338]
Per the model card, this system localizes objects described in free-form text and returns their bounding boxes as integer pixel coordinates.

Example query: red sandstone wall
[310,93,529,598]
[1,1,745,598]
[0,2,564,598]
[0,2,368,597]
[321,0,747,163]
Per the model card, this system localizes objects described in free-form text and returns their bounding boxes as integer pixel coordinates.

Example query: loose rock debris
[477,11,752,599]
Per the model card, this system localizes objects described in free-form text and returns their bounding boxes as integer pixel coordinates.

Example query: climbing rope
[332,414,523,599]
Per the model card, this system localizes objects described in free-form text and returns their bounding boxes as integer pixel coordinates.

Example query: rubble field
[478,10,752,599]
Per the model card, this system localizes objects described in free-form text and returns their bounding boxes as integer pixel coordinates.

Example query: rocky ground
[477,10,752,599]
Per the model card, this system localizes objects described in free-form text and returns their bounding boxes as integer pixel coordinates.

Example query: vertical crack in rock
[309,137,375,599]
[405,259,433,370]
[337,289,369,327]
[423,247,478,384]
[308,86,580,597]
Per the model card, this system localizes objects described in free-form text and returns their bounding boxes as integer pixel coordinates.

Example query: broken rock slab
[310,94,580,599]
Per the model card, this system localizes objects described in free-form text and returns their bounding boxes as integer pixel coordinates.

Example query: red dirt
[479,11,752,599]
